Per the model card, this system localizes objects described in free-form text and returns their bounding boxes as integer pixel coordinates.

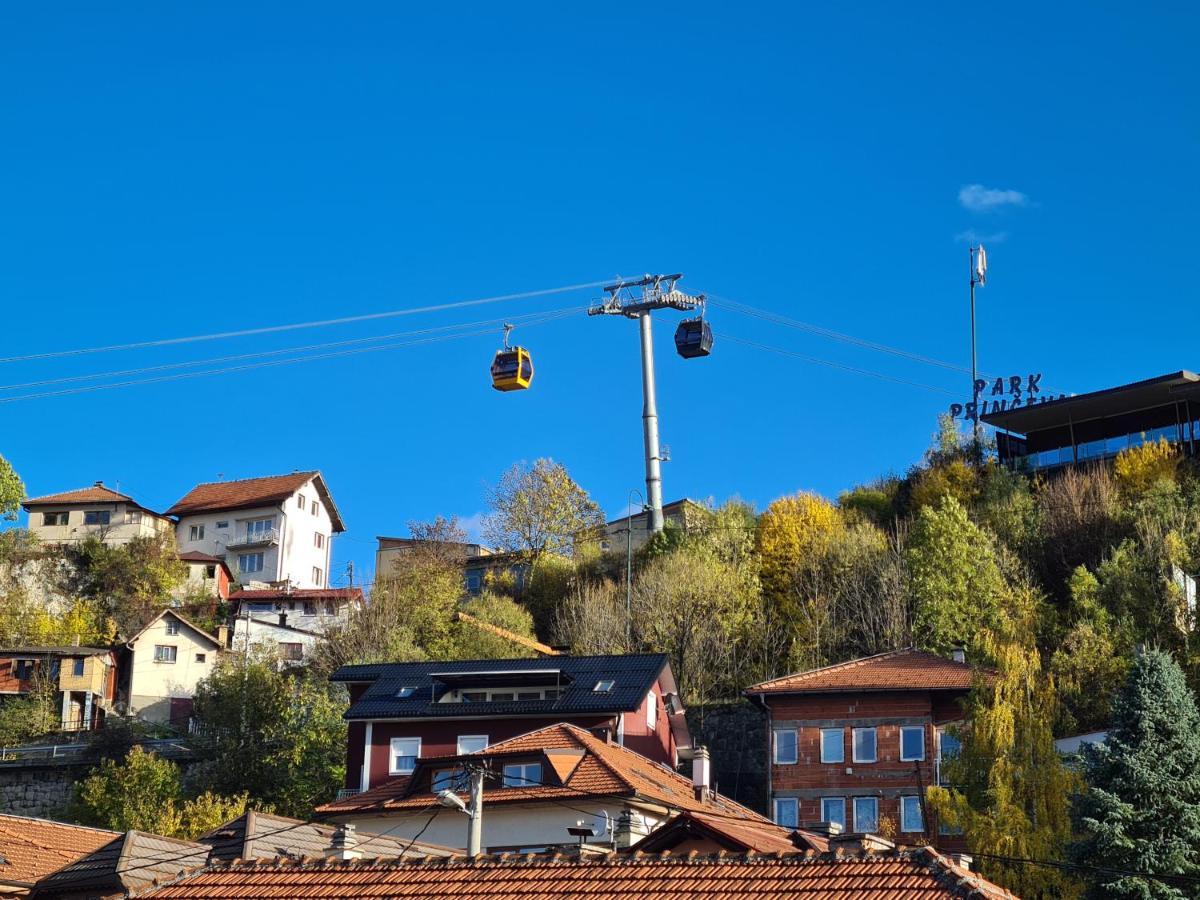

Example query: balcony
[227,528,280,549]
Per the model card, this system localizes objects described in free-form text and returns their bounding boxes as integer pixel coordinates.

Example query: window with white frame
[773,729,798,765]
[389,737,421,774]
[311,501,319,517]
[314,533,324,549]
[189,524,205,541]
[154,645,177,663]
[246,517,274,537]
[43,511,68,526]
[165,619,180,636]
[502,762,542,788]
[853,797,879,833]
[820,797,846,828]
[852,727,877,763]
[312,567,323,586]
[457,735,488,754]
[773,797,798,828]
[127,509,142,524]
[215,520,228,529]
[900,726,925,761]
[646,693,657,729]
[297,494,306,508]
[900,795,923,832]
[820,728,844,763]
[239,552,264,573]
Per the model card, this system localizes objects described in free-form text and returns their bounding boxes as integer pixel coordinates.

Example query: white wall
[27,502,173,546]
[232,616,322,667]
[128,615,220,723]
[173,479,334,589]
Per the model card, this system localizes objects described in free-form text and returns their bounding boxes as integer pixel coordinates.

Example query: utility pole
[589,274,703,534]
[969,246,987,463]
[467,767,484,856]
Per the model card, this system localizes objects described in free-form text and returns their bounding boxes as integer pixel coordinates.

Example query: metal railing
[227,528,280,549]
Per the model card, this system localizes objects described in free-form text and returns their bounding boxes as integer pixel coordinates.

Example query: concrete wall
[26,502,173,545]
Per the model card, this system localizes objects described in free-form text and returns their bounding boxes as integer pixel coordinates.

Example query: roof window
[395,686,416,699]
[593,680,615,693]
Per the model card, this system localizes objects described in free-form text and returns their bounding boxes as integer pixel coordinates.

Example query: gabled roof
[200,811,454,863]
[333,653,674,721]
[626,810,820,855]
[746,648,978,695]
[318,722,756,822]
[22,482,163,515]
[165,471,345,532]
[31,829,210,897]
[134,845,1018,899]
[0,814,118,889]
[126,609,223,650]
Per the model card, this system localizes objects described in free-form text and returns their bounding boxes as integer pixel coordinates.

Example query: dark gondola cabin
[491,347,534,391]
[674,318,713,359]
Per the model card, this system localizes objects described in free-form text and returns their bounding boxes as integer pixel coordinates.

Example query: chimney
[278,612,288,627]
[951,646,966,664]
[216,624,230,648]
[94,480,104,488]
[72,634,81,648]
[952,853,973,871]
[692,746,711,802]
[831,832,895,853]
[804,820,843,837]
[325,823,361,861]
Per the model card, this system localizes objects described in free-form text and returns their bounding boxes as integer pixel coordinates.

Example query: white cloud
[955,229,1008,244]
[456,511,487,543]
[958,184,1028,212]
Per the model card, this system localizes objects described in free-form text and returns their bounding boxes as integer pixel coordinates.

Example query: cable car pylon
[587,274,708,534]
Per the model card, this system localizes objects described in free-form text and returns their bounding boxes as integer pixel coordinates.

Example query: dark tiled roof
[32,829,210,897]
[0,815,118,888]
[334,654,671,721]
[0,646,114,657]
[165,471,345,532]
[746,648,978,695]
[135,846,1018,899]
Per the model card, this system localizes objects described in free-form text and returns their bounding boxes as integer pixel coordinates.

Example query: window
[311,501,319,517]
[433,767,469,791]
[820,728,844,763]
[502,762,542,788]
[312,567,323,587]
[820,797,846,829]
[461,691,486,702]
[42,511,68,526]
[303,601,316,616]
[937,728,963,787]
[297,494,306,508]
[773,797,798,828]
[238,552,264,573]
[84,510,110,525]
[154,645,177,663]
[127,509,142,524]
[457,735,488,754]
[195,653,207,663]
[900,726,925,761]
[314,533,324,549]
[516,691,541,700]
[396,686,416,699]
[165,619,180,636]
[852,727,877,763]
[647,693,657,729]
[593,680,615,693]
[13,659,35,680]
[773,729,798,765]
[72,657,85,677]
[189,524,205,541]
[489,692,515,702]
[466,572,482,592]
[279,642,303,661]
[215,520,228,529]
[204,564,216,578]
[324,601,335,615]
[853,797,879,833]
[245,518,274,537]
[390,738,421,774]
[900,795,924,832]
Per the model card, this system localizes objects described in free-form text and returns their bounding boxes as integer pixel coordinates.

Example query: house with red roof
[746,648,980,849]
[21,482,174,547]
[166,472,344,591]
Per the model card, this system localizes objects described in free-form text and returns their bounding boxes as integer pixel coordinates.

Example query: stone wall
[686,700,769,814]
[0,763,85,818]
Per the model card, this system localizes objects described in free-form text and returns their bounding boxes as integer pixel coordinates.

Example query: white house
[231,616,323,668]
[124,609,223,726]
[166,472,345,590]
[22,482,174,546]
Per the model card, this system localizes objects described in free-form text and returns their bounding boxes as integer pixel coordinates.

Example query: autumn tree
[451,592,541,659]
[484,459,603,570]
[1113,438,1181,499]
[59,534,186,637]
[0,453,22,521]
[1070,648,1200,899]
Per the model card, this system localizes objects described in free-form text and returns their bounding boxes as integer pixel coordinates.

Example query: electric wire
[0,279,612,364]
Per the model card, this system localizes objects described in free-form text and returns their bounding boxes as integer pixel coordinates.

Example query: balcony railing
[227,528,280,549]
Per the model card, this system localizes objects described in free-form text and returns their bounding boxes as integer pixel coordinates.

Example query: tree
[74,746,248,838]
[58,534,186,637]
[0,453,23,521]
[484,459,603,569]
[0,670,59,744]
[189,656,345,817]
[1113,438,1180,499]
[452,592,540,659]
[1071,648,1200,899]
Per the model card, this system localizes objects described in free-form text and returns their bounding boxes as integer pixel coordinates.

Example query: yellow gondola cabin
[491,346,534,391]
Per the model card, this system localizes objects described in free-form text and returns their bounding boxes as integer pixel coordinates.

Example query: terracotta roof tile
[746,648,979,695]
[0,814,118,888]
[22,483,161,514]
[136,847,1018,899]
[165,471,345,531]
[229,588,364,602]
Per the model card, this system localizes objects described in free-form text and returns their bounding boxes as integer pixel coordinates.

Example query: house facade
[332,654,690,794]
[174,552,232,601]
[123,610,222,726]
[375,537,530,596]
[21,483,173,546]
[0,646,118,731]
[600,498,710,556]
[167,472,344,590]
[746,648,976,848]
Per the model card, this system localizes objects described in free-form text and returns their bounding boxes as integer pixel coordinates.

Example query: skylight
[396,686,416,699]
[593,680,615,693]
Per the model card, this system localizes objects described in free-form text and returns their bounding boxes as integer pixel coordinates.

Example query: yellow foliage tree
[1113,437,1179,496]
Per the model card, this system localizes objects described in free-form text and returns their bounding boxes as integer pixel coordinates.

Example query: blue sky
[1,3,1197,583]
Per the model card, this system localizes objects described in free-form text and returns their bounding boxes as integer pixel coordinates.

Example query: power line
[0,279,611,365]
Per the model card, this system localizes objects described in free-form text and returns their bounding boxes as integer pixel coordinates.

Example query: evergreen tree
[1071,647,1200,899]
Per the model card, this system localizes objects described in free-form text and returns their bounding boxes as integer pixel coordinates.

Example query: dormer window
[502,762,542,788]
[395,687,416,699]
[593,680,615,693]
